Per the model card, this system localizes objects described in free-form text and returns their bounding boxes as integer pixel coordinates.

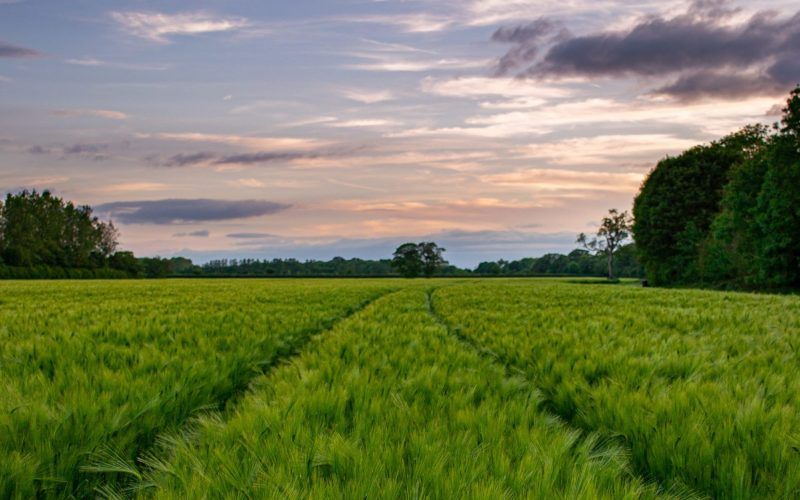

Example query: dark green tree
[702,87,800,288]
[0,190,121,270]
[632,126,768,285]
[418,241,447,277]
[391,243,423,278]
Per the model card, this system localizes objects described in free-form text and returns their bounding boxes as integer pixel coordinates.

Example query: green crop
[141,288,662,499]
[432,280,800,499]
[2,278,798,498]
[0,279,398,498]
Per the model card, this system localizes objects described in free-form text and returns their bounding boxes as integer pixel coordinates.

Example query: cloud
[491,18,565,75]
[162,152,217,167]
[160,151,321,167]
[341,89,395,104]
[480,168,645,193]
[227,232,278,239]
[95,198,290,224]
[494,4,800,99]
[143,132,326,150]
[110,10,249,43]
[52,108,128,120]
[0,40,42,58]
[227,178,265,188]
[328,119,398,128]
[346,50,490,72]
[29,142,116,161]
[174,230,210,237]
[514,134,702,166]
[63,143,106,155]
[393,95,778,138]
[421,76,570,106]
[101,182,171,193]
[341,13,453,33]
[65,57,170,71]
[215,151,321,165]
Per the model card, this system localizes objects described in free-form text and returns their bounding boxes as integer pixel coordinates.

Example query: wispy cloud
[328,119,398,128]
[65,57,170,71]
[342,13,454,33]
[341,88,395,104]
[143,132,326,150]
[110,10,249,43]
[480,168,645,193]
[96,198,290,224]
[100,182,172,193]
[0,40,42,58]
[345,49,489,72]
[227,178,265,188]
[52,108,128,120]
[174,229,210,237]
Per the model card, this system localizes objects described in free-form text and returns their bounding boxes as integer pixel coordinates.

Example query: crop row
[432,281,800,499]
[138,287,661,498]
[0,279,398,498]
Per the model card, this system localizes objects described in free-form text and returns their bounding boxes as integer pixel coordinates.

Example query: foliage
[577,209,633,279]
[0,279,398,498]
[0,190,136,277]
[632,126,768,285]
[200,256,396,277]
[704,87,800,288]
[434,280,800,498]
[634,86,800,289]
[474,244,642,278]
[391,242,446,278]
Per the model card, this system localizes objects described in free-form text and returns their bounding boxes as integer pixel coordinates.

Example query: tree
[418,241,447,277]
[632,126,768,285]
[701,86,800,288]
[97,221,119,258]
[578,209,633,279]
[0,190,121,270]
[391,243,423,278]
[391,242,447,278]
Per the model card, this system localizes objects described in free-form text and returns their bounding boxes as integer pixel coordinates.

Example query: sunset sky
[1,0,798,266]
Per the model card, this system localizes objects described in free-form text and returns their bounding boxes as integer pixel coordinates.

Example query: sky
[1,0,798,267]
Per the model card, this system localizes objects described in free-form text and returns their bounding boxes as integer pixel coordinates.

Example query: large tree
[0,190,119,269]
[632,126,768,285]
[577,209,632,280]
[705,87,800,288]
[391,243,423,278]
[418,241,447,277]
[391,242,447,278]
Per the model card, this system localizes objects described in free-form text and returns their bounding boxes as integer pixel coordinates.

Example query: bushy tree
[419,241,447,277]
[633,126,768,285]
[391,242,447,278]
[391,243,423,278]
[0,190,120,269]
[705,87,800,288]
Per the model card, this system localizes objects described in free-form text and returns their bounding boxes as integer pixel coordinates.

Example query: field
[1,279,799,498]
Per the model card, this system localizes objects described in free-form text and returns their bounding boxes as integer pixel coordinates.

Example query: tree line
[0,190,642,279]
[633,86,800,289]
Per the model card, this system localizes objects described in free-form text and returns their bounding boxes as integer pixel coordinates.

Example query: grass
[0,279,398,498]
[1,278,798,498]
[432,280,800,499]
[139,288,662,499]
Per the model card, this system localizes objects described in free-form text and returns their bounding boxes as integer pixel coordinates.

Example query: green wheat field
[2,279,799,499]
